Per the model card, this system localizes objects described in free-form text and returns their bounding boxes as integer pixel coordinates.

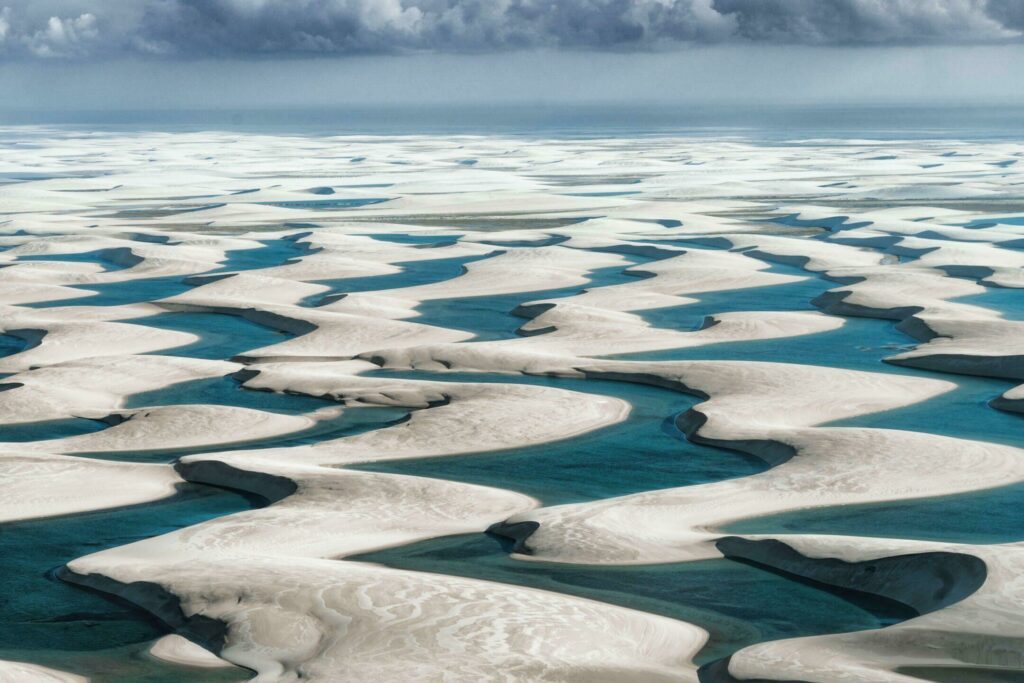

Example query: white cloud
[0,0,1021,60]
[25,12,98,56]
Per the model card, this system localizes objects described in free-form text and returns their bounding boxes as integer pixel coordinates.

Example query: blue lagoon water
[352,532,913,664]
[0,485,256,682]
[26,275,194,309]
[128,311,292,361]
[0,334,28,359]
[412,259,650,341]
[214,238,311,273]
[302,252,496,307]
[0,418,110,443]
[124,375,333,415]
[353,372,766,505]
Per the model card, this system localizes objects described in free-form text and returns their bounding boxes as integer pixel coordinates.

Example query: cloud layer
[1,0,1022,59]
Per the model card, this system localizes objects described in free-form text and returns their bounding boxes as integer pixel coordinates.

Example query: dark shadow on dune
[697,537,989,683]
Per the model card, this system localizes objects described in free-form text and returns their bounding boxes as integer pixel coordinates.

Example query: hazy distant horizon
[4,101,1024,139]
[4,44,1024,119]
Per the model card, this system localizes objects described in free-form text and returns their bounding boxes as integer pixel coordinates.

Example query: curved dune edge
[703,535,1024,683]
[0,233,253,282]
[0,316,196,372]
[993,382,1024,415]
[239,361,630,461]
[148,634,236,669]
[0,355,239,425]
[471,359,1024,565]
[0,280,96,306]
[60,373,711,680]
[690,223,1024,403]
[0,452,180,522]
[156,297,474,361]
[0,660,87,683]
[10,404,318,455]
[504,307,842,357]
[65,558,705,683]
[322,244,630,318]
[250,232,495,283]
[524,248,807,314]
[149,238,846,363]
[161,285,845,365]
[71,370,627,557]
[887,315,1024,381]
[499,425,1024,564]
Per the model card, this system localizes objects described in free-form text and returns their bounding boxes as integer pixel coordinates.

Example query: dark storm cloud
[133,0,738,55]
[985,0,1024,30]
[0,0,1020,59]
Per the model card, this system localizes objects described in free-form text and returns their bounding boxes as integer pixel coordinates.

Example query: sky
[1,0,1024,113]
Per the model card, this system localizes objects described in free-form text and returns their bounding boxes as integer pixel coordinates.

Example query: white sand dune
[13,404,317,455]
[322,244,629,319]
[717,534,1024,683]
[62,370,705,680]
[160,298,475,361]
[0,314,195,372]
[0,452,180,522]
[67,556,705,683]
[254,231,494,282]
[4,129,1024,682]
[813,266,992,320]
[172,458,537,558]
[504,426,1024,564]
[703,232,890,272]
[509,306,843,357]
[0,660,86,683]
[0,355,238,424]
[529,248,806,313]
[490,359,992,563]
[994,382,1024,415]
[240,362,630,462]
[0,280,95,305]
[889,315,1024,380]
[149,635,237,669]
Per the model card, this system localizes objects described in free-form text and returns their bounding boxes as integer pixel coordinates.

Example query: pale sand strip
[705,228,1024,413]
[0,355,238,425]
[239,362,630,463]
[813,266,992,320]
[149,635,235,669]
[524,248,805,313]
[0,316,196,372]
[0,660,86,683]
[506,306,842,357]
[321,245,630,319]
[889,315,1024,381]
[503,426,1024,564]
[0,452,180,523]
[63,372,707,681]
[157,297,474,361]
[0,234,241,281]
[697,232,889,273]
[252,232,494,283]
[714,535,1024,683]
[11,404,317,455]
